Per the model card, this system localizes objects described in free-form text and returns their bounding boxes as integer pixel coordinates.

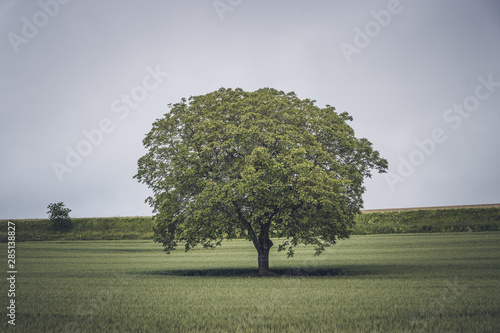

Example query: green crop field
[1,232,499,332]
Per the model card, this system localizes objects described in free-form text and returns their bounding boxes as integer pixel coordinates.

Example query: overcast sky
[1,0,499,219]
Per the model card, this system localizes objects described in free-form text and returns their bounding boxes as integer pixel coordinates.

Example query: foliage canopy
[135,88,387,275]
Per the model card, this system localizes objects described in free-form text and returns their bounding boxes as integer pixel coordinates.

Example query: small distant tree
[47,202,73,231]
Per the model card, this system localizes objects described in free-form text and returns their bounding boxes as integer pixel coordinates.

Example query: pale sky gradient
[1,0,499,219]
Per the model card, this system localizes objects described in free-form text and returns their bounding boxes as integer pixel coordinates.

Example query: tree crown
[135,87,387,257]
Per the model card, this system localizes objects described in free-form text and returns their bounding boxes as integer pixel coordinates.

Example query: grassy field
[1,232,499,332]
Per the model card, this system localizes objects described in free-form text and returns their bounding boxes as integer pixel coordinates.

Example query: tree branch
[234,203,258,244]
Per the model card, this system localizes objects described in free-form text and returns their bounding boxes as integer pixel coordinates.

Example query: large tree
[135,88,387,276]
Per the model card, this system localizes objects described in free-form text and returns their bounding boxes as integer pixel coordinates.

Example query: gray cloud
[1,0,499,218]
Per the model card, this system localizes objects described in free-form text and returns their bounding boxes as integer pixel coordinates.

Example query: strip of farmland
[361,203,500,213]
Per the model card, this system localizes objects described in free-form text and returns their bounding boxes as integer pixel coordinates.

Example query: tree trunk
[255,239,273,276]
